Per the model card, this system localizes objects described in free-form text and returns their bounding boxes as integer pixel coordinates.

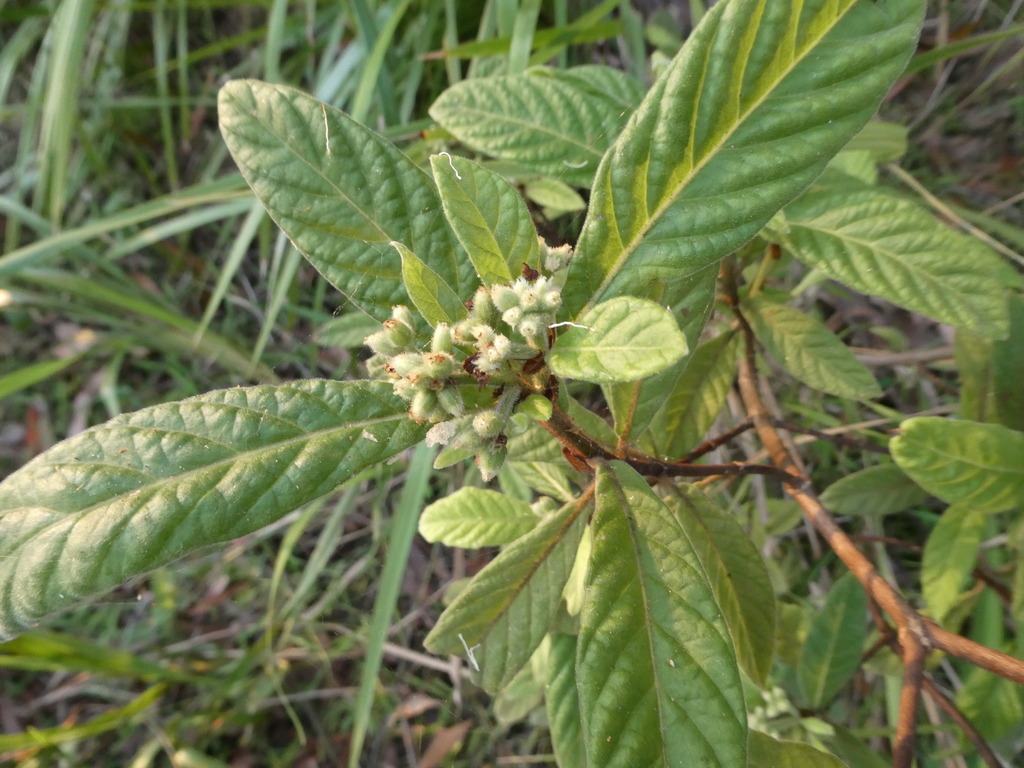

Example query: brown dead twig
[729,298,1022,768]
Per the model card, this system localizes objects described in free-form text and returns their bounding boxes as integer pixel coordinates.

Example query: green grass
[1,0,1023,765]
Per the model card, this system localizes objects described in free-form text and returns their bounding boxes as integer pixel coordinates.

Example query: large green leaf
[891,417,1024,513]
[548,296,688,384]
[429,65,643,187]
[922,504,985,622]
[546,633,586,768]
[577,462,746,768]
[430,153,540,285]
[424,496,588,693]
[562,0,924,317]
[819,462,929,517]
[0,381,426,640]
[743,296,881,399]
[418,487,538,547]
[667,485,776,685]
[797,574,867,708]
[779,185,1019,339]
[219,80,472,320]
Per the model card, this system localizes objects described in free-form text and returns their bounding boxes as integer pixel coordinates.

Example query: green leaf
[956,293,1024,430]
[563,0,925,317]
[392,241,467,327]
[429,65,643,187]
[654,332,738,459]
[820,462,929,517]
[418,487,538,547]
[667,485,776,685]
[315,312,383,348]
[548,297,688,384]
[430,153,539,285]
[523,178,585,214]
[890,417,1024,513]
[219,79,471,320]
[748,732,848,768]
[546,633,586,768]
[797,574,867,708]
[577,462,746,768]
[743,296,881,399]
[922,504,985,622]
[0,381,426,641]
[424,496,588,693]
[780,185,1019,339]
[604,266,718,440]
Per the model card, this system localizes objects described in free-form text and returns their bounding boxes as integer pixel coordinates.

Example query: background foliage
[1,1,1023,766]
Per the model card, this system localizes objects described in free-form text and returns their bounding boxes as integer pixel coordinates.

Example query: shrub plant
[2,0,1023,765]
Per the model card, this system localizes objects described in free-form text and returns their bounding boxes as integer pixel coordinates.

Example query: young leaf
[429,65,643,187]
[418,487,538,547]
[578,462,746,768]
[654,331,738,459]
[392,241,466,327]
[797,574,867,708]
[820,462,929,517]
[922,504,985,622]
[547,296,688,384]
[743,296,882,399]
[219,80,472,319]
[546,633,586,768]
[891,417,1024,513]
[667,485,776,686]
[748,731,848,768]
[423,496,588,693]
[430,153,539,285]
[563,0,925,317]
[780,186,1020,339]
[0,381,427,641]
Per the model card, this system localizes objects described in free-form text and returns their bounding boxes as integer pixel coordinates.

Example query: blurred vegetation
[0,0,1022,766]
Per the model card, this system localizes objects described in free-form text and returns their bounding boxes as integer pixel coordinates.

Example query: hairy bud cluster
[365,263,567,480]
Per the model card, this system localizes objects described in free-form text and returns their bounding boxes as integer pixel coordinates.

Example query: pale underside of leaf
[219,80,472,319]
[0,381,425,640]
[548,296,688,384]
[890,417,1024,513]
[563,0,924,317]
[743,296,881,399]
[424,496,589,693]
[578,462,745,768]
[418,487,538,547]
[782,187,1016,338]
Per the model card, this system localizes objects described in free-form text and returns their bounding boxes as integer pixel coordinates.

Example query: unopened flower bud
[410,390,445,423]
[502,307,523,328]
[365,329,401,357]
[470,286,498,325]
[472,324,495,347]
[518,316,544,348]
[490,284,518,313]
[392,305,416,330]
[472,410,504,438]
[436,386,465,417]
[382,317,415,348]
[475,442,508,482]
[431,323,454,353]
[390,353,423,378]
[422,352,456,379]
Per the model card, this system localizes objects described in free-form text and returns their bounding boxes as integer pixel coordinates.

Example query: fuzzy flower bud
[472,410,504,438]
[436,386,465,418]
[542,241,573,273]
[431,323,453,354]
[490,284,518,313]
[470,286,498,326]
[410,390,446,423]
[502,306,523,328]
[391,305,416,331]
[476,442,508,482]
[517,316,545,349]
[389,353,423,378]
[365,329,401,357]
[422,351,456,379]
